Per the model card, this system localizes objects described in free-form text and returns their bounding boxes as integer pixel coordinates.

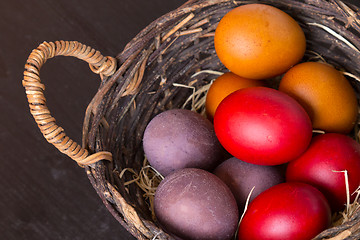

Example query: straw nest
[75,0,360,239]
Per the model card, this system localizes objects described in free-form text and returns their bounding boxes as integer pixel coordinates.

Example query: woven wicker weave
[23,0,360,239]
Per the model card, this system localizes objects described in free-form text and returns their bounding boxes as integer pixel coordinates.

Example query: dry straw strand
[307,22,360,53]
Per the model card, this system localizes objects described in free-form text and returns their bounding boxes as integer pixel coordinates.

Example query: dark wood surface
[0,0,358,239]
[0,1,184,239]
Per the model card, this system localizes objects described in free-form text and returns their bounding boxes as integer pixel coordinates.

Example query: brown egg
[214,3,306,80]
[205,72,265,120]
[279,61,358,134]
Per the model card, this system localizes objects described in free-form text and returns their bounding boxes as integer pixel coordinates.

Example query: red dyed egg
[286,133,360,211]
[214,87,312,165]
[238,182,331,240]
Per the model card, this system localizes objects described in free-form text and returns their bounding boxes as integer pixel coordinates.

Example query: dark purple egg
[214,157,285,210]
[154,168,239,240]
[143,109,224,176]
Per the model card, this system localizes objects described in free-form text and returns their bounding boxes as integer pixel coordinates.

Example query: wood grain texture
[0,0,358,240]
[0,0,184,239]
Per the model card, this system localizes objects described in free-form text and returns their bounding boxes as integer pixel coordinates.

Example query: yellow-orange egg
[279,62,358,134]
[214,4,306,80]
[205,72,265,119]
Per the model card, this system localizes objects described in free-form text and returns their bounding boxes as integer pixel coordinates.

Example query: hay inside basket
[81,0,360,239]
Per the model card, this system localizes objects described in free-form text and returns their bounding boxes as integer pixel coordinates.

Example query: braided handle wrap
[22,41,117,166]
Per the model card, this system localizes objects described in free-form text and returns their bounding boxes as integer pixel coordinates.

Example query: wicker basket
[23,0,360,239]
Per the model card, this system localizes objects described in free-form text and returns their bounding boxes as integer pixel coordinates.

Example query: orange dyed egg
[279,62,358,134]
[205,72,265,119]
[214,4,306,80]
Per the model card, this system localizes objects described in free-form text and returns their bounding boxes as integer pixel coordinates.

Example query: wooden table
[0,0,358,239]
[0,1,183,239]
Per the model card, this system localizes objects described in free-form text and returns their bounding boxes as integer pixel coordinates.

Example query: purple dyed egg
[143,109,224,176]
[154,168,239,240]
[214,157,285,209]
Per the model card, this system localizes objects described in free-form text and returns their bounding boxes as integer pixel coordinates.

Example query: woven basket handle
[22,40,117,166]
